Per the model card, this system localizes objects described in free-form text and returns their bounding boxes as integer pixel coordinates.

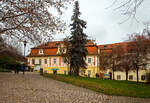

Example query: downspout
[96,45,100,76]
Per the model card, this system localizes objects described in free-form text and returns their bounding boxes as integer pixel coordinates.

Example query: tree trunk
[112,62,115,80]
[136,67,139,83]
[126,70,128,81]
[109,72,112,80]
[69,67,74,76]
[112,68,115,80]
[76,67,79,76]
[69,67,71,75]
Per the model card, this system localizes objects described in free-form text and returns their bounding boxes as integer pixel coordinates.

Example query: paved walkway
[0,72,150,103]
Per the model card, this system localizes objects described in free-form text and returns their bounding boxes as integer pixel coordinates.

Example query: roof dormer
[57,43,66,54]
[39,49,44,55]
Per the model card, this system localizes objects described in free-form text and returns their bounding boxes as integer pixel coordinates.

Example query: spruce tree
[69,1,88,76]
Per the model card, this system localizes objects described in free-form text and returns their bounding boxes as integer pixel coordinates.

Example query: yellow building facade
[27,41,100,78]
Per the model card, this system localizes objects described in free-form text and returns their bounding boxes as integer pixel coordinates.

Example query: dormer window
[104,45,107,49]
[57,48,66,54]
[39,49,44,54]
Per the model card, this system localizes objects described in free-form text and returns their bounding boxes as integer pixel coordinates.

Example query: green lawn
[43,73,150,98]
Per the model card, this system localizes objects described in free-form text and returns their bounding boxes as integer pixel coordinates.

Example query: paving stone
[0,72,150,103]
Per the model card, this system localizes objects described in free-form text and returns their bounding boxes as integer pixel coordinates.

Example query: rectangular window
[129,75,133,80]
[80,70,85,75]
[141,75,146,80]
[64,70,67,75]
[53,58,57,64]
[44,59,47,64]
[32,59,35,65]
[117,75,121,80]
[88,70,91,74]
[88,70,91,77]
[104,45,107,49]
[39,59,42,64]
[88,58,91,63]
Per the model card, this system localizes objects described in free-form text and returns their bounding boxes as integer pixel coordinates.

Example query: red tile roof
[27,41,98,57]
[28,41,134,57]
[44,48,58,55]
[86,46,98,55]
[34,40,96,49]
[34,41,64,48]
[98,42,129,54]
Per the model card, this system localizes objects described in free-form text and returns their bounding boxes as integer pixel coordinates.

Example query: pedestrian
[14,67,17,74]
[14,64,17,74]
[28,66,31,72]
[96,73,99,78]
[16,63,20,74]
[21,65,25,75]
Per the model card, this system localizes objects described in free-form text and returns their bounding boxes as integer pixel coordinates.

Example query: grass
[43,73,150,98]
[0,67,12,72]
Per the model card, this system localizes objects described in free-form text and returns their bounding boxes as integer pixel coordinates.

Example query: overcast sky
[53,0,150,45]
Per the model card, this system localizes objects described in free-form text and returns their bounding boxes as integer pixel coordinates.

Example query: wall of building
[28,56,67,67]
[42,67,68,74]
[27,55,100,77]
[105,69,149,82]
[79,55,99,77]
[80,67,99,78]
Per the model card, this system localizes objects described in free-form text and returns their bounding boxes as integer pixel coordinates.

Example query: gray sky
[53,0,150,45]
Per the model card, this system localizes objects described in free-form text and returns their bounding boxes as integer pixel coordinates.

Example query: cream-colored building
[98,42,150,82]
[104,70,149,82]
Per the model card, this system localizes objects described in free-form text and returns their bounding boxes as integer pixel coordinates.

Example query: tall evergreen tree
[69,1,88,76]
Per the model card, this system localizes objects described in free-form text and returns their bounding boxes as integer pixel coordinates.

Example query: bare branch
[111,0,145,22]
[0,0,72,44]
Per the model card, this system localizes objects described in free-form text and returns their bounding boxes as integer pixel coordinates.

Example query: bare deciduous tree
[100,31,150,82]
[61,36,70,64]
[116,44,134,81]
[100,45,123,80]
[0,35,24,61]
[111,0,145,22]
[0,36,7,53]
[127,33,150,82]
[0,0,72,44]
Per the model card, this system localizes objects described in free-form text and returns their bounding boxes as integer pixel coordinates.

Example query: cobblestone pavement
[0,72,150,103]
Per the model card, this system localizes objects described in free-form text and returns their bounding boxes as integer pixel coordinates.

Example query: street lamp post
[23,40,27,75]
[23,40,27,57]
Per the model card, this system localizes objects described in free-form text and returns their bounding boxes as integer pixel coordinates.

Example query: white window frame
[39,59,42,65]
[44,59,47,64]
[141,75,146,80]
[53,58,57,64]
[88,58,92,63]
[32,59,35,65]
[117,75,121,80]
[39,49,44,54]
[129,75,133,80]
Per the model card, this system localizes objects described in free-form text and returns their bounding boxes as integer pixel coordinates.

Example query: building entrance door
[109,72,112,80]
[53,70,57,74]
[88,70,91,77]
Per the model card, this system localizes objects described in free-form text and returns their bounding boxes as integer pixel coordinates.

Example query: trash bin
[40,68,43,75]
